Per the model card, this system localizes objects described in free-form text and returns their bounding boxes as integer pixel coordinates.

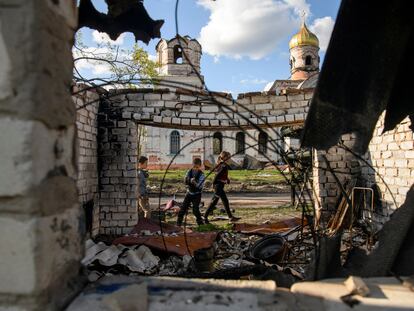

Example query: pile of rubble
[82,217,315,287]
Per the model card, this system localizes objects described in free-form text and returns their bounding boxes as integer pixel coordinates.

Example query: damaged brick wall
[312,133,360,223]
[74,86,100,236]
[98,96,139,235]
[95,88,311,234]
[362,113,414,216]
[0,1,83,310]
[313,113,414,224]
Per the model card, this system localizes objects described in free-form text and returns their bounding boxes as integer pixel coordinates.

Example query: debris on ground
[233,217,305,235]
[81,216,315,286]
[343,276,370,297]
[113,232,218,256]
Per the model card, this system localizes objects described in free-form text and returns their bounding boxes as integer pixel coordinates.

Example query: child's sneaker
[229,216,241,223]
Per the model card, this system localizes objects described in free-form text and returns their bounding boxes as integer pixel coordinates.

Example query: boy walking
[204,151,241,223]
[177,158,205,226]
[137,156,151,219]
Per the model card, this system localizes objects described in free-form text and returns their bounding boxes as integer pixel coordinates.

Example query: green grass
[150,169,287,184]
[193,223,234,232]
[165,206,300,228]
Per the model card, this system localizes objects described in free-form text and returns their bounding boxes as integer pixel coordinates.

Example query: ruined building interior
[0,0,414,310]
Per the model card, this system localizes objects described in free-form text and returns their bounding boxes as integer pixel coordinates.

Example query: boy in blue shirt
[137,156,150,219]
[177,158,205,226]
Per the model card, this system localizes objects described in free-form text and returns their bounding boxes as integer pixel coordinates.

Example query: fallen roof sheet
[113,232,218,256]
[233,217,305,235]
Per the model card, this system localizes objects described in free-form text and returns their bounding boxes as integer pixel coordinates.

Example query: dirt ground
[148,192,303,229]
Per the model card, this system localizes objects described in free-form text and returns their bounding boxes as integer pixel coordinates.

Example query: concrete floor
[67,276,414,311]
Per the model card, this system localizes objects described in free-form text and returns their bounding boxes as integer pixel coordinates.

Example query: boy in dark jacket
[137,156,151,219]
[204,151,241,223]
[177,158,205,226]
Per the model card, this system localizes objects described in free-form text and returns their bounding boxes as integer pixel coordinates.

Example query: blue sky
[77,0,341,95]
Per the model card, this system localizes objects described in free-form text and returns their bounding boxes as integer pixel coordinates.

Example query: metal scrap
[81,216,314,285]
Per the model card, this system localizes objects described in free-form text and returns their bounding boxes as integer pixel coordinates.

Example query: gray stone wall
[74,86,100,236]
[0,1,83,310]
[312,134,360,223]
[313,113,414,224]
[362,113,414,214]
[98,97,139,235]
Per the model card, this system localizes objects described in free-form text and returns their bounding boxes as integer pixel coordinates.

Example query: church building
[141,22,320,169]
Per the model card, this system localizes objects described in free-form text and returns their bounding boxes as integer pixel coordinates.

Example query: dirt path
[147,192,309,228]
[149,192,295,209]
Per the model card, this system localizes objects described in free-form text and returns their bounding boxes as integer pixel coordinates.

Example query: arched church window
[258,132,268,155]
[170,131,180,154]
[236,132,245,154]
[305,55,312,66]
[213,132,223,155]
[173,45,183,64]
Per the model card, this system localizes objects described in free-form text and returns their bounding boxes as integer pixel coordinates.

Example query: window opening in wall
[213,132,223,155]
[173,45,183,64]
[305,55,312,66]
[258,132,268,154]
[236,132,245,154]
[170,130,181,154]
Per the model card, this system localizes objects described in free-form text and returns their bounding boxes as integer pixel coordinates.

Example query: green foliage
[73,30,159,87]
[131,45,159,84]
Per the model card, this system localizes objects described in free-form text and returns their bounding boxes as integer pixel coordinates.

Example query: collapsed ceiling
[77,0,164,44]
[301,0,414,153]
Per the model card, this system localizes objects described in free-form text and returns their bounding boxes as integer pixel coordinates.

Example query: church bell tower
[155,35,204,90]
[289,21,320,80]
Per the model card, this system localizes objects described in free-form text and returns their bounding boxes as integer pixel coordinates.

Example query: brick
[128,100,145,107]
[182,104,200,112]
[127,93,144,101]
[287,94,305,101]
[255,103,272,111]
[153,116,162,123]
[201,105,219,113]
[0,206,81,295]
[198,113,215,119]
[0,118,61,198]
[191,119,200,126]
[270,95,287,102]
[405,151,414,158]
[162,93,178,101]
[200,120,210,126]
[251,95,269,104]
[144,93,161,100]
[181,118,191,125]
[122,111,132,119]
[147,100,165,107]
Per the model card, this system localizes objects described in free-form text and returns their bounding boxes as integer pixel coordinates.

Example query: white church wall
[142,126,205,169]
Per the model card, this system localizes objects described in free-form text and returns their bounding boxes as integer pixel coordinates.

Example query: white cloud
[284,0,310,17]
[197,0,308,60]
[73,47,121,76]
[92,30,126,46]
[309,16,335,52]
[240,78,269,85]
[148,54,157,62]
